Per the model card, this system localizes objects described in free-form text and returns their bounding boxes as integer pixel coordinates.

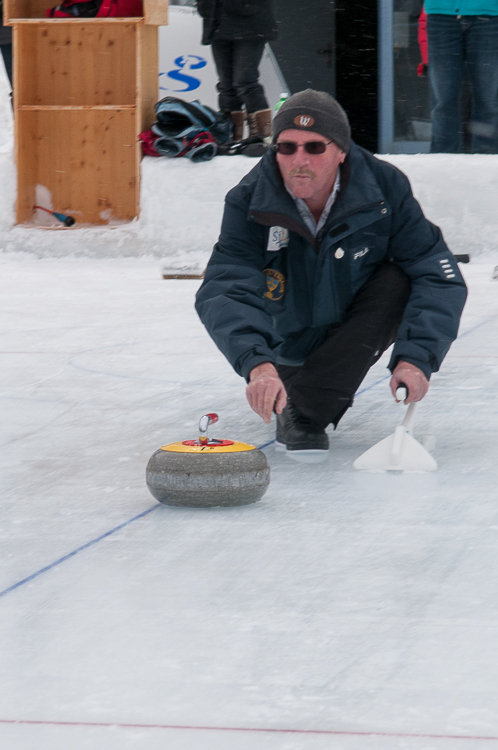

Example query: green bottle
[274,93,289,112]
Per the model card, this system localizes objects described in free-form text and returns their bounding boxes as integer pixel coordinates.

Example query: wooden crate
[4,0,168,225]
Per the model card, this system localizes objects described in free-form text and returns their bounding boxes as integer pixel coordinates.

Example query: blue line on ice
[0,368,423,600]
[0,438,270,599]
[0,505,160,600]
[2,312,495,601]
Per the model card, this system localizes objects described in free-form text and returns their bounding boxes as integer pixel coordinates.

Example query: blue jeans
[427,14,498,153]
[211,40,268,114]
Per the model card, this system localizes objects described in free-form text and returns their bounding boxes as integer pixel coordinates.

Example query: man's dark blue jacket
[195,143,467,382]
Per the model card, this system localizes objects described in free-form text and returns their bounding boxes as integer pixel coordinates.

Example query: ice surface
[1,256,498,749]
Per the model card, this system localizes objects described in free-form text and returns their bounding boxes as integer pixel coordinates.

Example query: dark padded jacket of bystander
[197,0,278,44]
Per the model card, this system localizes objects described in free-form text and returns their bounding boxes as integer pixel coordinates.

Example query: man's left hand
[390,361,429,403]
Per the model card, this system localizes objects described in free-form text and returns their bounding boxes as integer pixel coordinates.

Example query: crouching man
[195,90,467,459]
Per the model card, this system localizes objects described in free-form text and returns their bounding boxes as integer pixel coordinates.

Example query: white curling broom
[353,387,437,472]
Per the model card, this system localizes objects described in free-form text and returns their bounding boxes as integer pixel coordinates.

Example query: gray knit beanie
[272,89,351,153]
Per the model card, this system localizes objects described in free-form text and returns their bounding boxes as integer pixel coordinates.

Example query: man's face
[275,129,345,203]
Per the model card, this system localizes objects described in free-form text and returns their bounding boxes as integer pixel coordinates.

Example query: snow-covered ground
[1,149,498,264]
[0,43,497,266]
[3,54,498,750]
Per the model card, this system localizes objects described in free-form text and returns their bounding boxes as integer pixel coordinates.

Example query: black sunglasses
[274,140,334,155]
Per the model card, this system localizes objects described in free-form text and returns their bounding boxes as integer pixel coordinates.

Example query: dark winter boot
[230,110,245,142]
[276,400,329,462]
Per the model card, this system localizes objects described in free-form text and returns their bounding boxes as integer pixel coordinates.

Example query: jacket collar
[326,144,386,225]
[248,148,315,245]
[248,142,387,246]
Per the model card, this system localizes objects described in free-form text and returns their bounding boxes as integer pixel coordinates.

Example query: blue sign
[159,54,207,92]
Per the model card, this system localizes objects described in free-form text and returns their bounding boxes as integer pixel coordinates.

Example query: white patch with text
[267,226,290,252]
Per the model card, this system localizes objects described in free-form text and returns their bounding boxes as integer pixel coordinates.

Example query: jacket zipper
[328,200,386,230]
[316,201,386,253]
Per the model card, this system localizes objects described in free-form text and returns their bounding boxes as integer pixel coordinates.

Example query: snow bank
[0,42,496,266]
[0,149,256,263]
[379,154,498,260]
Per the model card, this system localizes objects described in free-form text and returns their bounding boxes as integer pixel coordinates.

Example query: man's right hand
[246,362,287,424]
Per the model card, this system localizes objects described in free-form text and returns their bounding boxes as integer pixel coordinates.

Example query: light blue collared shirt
[286,170,341,238]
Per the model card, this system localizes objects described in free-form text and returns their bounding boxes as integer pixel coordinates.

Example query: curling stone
[146,413,270,508]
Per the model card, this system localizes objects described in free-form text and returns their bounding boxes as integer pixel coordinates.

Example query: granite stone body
[146,448,270,508]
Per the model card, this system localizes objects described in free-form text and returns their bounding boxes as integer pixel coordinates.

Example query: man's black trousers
[276,262,412,430]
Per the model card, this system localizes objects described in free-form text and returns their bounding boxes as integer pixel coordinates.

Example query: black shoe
[276,401,329,462]
[217,135,265,156]
[243,139,267,157]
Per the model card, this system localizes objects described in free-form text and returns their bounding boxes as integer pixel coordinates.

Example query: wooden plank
[14,25,36,105]
[19,22,137,106]
[99,22,137,105]
[96,108,138,221]
[5,2,151,21]
[15,110,38,223]
[144,0,168,26]
[13,14,144,226]
[35,24,71,106]
[36,109,72,219]
[15,109,139,224]
[69,109,138,222]
[9,18,144,23]
[17,105,136,110]
[162,272,205,280]
[4,0,51,24]
[138,23,158,132]
[70,109,96,222]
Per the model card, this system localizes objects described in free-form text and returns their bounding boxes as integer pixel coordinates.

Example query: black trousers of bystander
[210,40,268,114]
[276,262,412,430]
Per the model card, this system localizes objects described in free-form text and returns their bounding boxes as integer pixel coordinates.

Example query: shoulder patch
[263,268,285,301]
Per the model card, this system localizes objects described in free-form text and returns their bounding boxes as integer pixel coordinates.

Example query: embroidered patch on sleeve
[263,268,286,301]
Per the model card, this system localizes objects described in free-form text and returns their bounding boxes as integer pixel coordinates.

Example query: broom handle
[390,388,418,464]
[402,402,417,434]
[395,385,417,435]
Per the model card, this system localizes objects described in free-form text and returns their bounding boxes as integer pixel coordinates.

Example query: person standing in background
[425,1,498,153]
[196,0,278,142]
[0,0,12,88]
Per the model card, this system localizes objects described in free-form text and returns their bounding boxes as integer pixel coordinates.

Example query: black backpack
[154,96,232,145]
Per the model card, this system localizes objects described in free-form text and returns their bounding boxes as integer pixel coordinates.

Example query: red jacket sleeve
[417,8,428,76]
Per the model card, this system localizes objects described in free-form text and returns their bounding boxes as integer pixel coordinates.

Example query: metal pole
[378,0,394,153]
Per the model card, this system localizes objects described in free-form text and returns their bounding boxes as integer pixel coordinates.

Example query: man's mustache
[288,168,316,179]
